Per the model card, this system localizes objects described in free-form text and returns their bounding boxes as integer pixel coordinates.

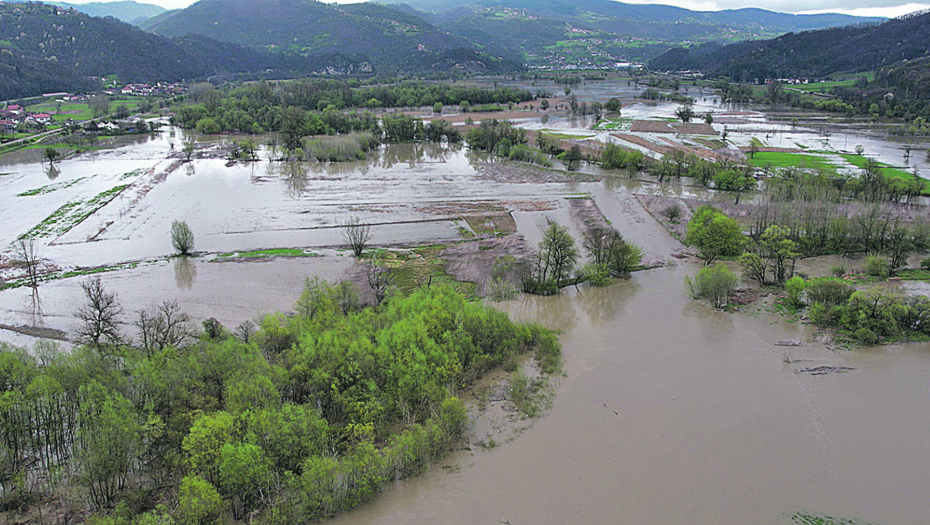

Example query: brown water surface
[332,262,930,525]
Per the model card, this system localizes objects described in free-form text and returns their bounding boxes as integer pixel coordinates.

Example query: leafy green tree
[218,443,274,520]
[224,375,279,415]
[76,382,143,509]
[280,106,308,154]
[539,221,579,285]
[300,456,339,519]
[685,263,738,309]
[785,276,806,308]
[604,98,622,112]
[608,239,643,276]
[863,253,890,277]
[178,475,224,525]
[195,118,221,135]
[760,225,798,283]
[675,105,695,123]
[713,169,755,191]
[685,205,744,265]
[43,147,61,165]
[561,145,583,171]
[738,251,767,286]
[171,220,195,255]
[182,141,195,161]
[183,412,235,485]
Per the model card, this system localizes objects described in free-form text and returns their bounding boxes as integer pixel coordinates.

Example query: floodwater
[333,262,930,525]
[486,76,930,174]
[3,80,930,524]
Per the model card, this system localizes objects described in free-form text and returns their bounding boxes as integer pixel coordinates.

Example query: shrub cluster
[0,285,559,522]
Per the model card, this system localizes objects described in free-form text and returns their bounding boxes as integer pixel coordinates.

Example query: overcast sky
[65,0,930,18]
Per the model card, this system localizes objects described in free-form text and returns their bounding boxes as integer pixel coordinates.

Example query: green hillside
[143,0,521,74]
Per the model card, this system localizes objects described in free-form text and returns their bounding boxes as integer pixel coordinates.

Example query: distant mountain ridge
[141,0,522,74]
[380,0,885,66]
[0,3,312,100]
[648,10,930,80]
[5,0,166,24]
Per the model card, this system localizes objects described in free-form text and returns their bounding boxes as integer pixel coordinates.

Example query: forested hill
[0,3,298,100]
[382,0,882,67]
[396,0,884,41]
[141,0,522,74]
[5,0,166,24]
[648,11,930,80]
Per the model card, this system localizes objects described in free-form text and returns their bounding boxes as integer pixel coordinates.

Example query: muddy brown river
[332,264,930,525]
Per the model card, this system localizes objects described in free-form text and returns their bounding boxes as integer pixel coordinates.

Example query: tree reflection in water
[174,257,197,289]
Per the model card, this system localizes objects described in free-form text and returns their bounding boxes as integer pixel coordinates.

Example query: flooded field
[333,263,930,525]
[3,78,930,524]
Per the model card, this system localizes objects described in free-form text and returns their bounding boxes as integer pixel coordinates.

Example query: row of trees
[0,282,559,522]
[519,222,643,295]
[686,201,929,281]
[173,80,534,137]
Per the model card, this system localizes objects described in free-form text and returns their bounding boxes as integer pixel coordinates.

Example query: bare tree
[135,300,193,354]
[15,239,41,290]
[582,226,621,266]
[343,217,371,257]
[76,277,123,348]
[366,257,392,305]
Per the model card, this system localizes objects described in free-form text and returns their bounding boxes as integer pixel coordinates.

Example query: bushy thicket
[508,144,553,167]
[0,285,559,522]
[465,119,527,154]
[304,132,380,162]
[808,284,930,344]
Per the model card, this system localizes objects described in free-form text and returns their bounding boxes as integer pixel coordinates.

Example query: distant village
[0,82,185,137]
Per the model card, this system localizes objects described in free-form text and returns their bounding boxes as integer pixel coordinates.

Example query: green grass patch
[0,261,140,291]
[25,98,142,122]
[840,154,927,193]
[17,176,86,197]
[120,168,147,181]
[593,118,632,131]
[216,248,318,260]
[694,138,726,149]
[540,130,594,140]
[19,185,129,240]
[748,151,837,170]
[374,245,476,297]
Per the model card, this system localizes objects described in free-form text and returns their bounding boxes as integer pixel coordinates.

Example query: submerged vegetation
[18,185,129,240]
